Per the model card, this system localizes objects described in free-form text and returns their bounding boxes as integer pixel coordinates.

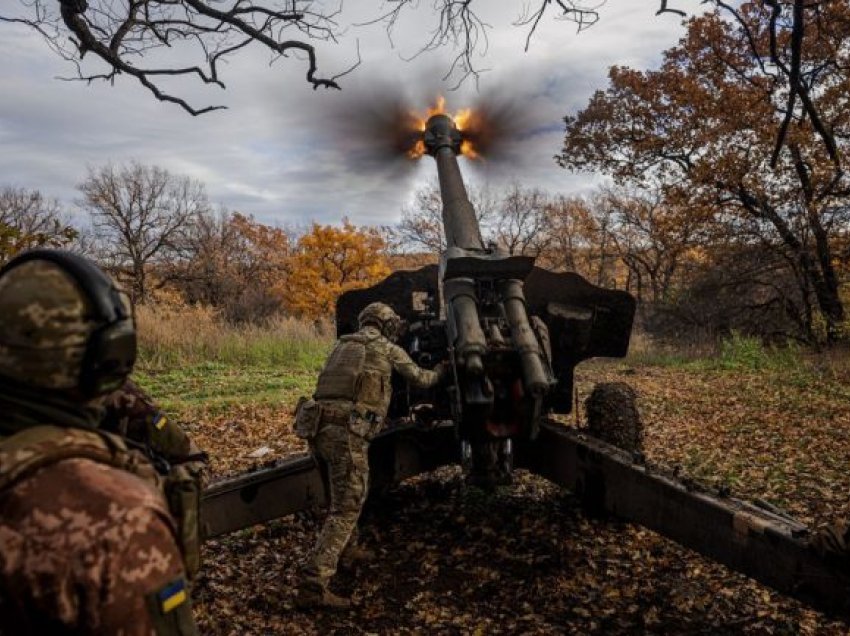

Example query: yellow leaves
[283,219,391,319]
[216,214,391,320]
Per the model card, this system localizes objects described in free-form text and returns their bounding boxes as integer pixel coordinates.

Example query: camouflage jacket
[0,427,197,635]
[100,379,206,578]
[0,380,199,636]
[102,379,205,466]
[315,326,441,430]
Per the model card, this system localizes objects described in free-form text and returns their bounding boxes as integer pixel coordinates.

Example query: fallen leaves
[180,357,850,634]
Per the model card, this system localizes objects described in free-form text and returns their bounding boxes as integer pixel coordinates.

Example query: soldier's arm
[387,344,441,388]
[0,461,198,636]
[103,379,207,465]
[99,506,198,635]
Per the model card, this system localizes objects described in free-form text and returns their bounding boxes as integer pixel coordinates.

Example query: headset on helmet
[0,249,137,397]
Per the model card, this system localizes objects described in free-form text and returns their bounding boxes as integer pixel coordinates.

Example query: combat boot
[339,544,376,569]
[295,582,351,610]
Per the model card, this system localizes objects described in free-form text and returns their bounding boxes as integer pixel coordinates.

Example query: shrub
[716,332,801,372]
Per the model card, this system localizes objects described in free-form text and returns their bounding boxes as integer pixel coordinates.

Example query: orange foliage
[283,219,391,318]
[560,1,850,339]
[229,212,291,286]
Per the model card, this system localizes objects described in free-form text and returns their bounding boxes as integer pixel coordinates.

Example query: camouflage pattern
[0,455,196,634]
[0,251,198,634]
[314,335,370,404]
[585,382,644,453]
[302,418,370,588]
[0,425,161,492]
[357,301,402,340]
[101,379,207,578]
[102,379,203,464]
[346,325,440,423]
[302,324,442,593]
[0,260,97,390]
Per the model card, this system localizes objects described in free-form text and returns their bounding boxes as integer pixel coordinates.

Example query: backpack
[0,425,201,578]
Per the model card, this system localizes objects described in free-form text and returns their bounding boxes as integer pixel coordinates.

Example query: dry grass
[135,303,333,369]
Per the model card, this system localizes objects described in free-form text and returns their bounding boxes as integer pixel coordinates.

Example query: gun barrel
[424,114,484,251]
[501,279,552,396]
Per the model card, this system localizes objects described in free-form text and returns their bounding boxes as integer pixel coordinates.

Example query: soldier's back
[0,457,193,635]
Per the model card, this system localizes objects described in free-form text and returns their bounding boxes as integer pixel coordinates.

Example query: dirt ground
[184,359,850,635]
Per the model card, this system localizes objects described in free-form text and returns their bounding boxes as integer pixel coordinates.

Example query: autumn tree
[0,186,77,264]
[178,210,291,321]
[284,219,391,319]
[560,2,850,342]
[547,192,623,289]
[536,195,600,278]
[660,1,847,173]
[597,188,712,304]
[79,162,209,303]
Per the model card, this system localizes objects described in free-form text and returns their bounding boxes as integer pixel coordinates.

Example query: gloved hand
[434,361,452,382]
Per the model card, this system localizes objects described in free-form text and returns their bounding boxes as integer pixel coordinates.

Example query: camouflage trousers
[303,421,369,588]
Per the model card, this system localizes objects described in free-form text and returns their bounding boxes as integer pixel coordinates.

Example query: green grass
[627,332,806,373]
[713,332,802,372]
[136,343,330,416]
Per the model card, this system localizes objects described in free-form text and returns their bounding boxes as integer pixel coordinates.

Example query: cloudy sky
[0,1,698,227]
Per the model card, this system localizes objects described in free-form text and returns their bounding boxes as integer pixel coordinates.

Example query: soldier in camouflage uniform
[102,378,207,476]
[101,378,208,578]
[296,302,446,609]
[0,249,198,635]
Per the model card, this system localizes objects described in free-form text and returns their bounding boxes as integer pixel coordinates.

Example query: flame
[405,95,482,160]
[460,139,479,160]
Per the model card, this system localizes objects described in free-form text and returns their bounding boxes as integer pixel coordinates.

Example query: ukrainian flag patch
[158,578,187,613]
[153,413,168,430]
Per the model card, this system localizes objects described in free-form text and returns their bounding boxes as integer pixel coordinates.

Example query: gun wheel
[585,382,644,453]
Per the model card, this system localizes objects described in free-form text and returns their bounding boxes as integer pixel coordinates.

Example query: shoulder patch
[145,576,197,635]
[153,414,168,431]
[157,578,187,613]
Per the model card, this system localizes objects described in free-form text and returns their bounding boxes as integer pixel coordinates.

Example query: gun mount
[199,106,850,624]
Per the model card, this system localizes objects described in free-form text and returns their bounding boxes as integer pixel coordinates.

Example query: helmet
[0,249,137,398]
[358,302,402,341]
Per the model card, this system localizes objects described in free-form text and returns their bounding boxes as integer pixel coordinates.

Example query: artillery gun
[201,111,850,621]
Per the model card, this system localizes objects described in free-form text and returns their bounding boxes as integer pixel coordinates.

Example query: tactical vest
[0,425,201,578]
[314,332,373,402]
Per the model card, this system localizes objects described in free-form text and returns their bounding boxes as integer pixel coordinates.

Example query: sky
[0,1,699,228]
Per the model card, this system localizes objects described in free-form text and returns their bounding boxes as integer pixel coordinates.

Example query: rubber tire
[584,382,644,453]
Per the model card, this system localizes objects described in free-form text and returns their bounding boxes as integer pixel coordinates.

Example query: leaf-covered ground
[143,354,850,634]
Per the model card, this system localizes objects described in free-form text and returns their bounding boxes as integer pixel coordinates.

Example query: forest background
[4,5,850,346]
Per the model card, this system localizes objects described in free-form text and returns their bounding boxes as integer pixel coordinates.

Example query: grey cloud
[0,1,691,227]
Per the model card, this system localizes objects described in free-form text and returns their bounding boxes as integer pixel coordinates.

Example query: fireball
[405,96,482,160]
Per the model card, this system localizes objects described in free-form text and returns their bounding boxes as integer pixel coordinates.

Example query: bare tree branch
[78,161,210,302]
[363,0,603,89]
[1,0,353,115]
[516,0,602,53]
[655,1,686,18]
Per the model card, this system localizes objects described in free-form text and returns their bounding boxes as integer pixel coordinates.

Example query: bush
[715,332,801,372]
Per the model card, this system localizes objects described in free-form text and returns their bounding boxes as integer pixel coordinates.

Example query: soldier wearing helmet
[0,249,198,635]
[296,302,446,609]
